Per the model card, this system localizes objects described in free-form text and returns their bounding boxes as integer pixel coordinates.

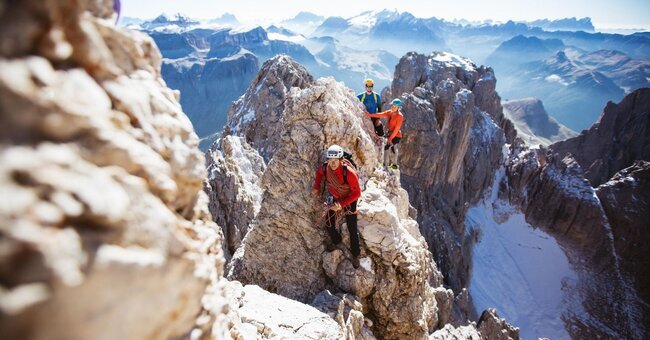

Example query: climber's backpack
[322,151,357,185]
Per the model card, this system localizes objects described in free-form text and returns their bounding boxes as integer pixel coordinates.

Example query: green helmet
[391,98,403,107]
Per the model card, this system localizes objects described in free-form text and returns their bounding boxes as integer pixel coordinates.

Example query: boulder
[0,1,225,338]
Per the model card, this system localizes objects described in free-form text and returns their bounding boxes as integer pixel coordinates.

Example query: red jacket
[367,109,404,143]
[313,163,361,207]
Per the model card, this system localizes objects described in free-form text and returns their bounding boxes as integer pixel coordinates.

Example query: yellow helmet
[364,78,374,86]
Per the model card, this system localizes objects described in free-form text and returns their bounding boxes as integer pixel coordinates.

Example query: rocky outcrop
[389,51,645,338]
[205,135,265,258]
[504,146,645,338]
[225,55,315,161]
[596,161,650,326]
[389,52,509,293]
[0,1,225,339]
[223,282,343,339]
[207,55,482,338]
[551,88,650,187]
[502,97,577,146]
[429,309,519,340]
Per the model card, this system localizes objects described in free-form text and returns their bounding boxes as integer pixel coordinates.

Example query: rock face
[0,1,225,339]
[551,88,650,187]
[502,97,577,146]
[505,146,645,338]
[204,55,516,339]
[225,55,315,162]
[205,135,266,258]
[596,161,650,326]
[161,52,259,141]
[389,51,646,338]
[429,309,518,340]
[222,282,343,339]
[390,52,510,293]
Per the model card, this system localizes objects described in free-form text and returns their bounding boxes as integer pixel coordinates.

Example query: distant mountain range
[125,11,650,142]
[488,35,649,130]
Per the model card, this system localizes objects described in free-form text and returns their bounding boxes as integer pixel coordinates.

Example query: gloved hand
[384,142,392,150]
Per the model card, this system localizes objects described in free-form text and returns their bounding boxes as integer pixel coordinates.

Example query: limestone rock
[219,55,446,338]
[224,282,342,339]
[392,52,507,293]
[429,308,519,340]
[476,308,520,340]
[205,135,265,259]
[504,146,645,338]
[551,88,650,187]
[0,1,225,338]
[312,290,376,340]
[596,161,650,327]
[225,55,316,162]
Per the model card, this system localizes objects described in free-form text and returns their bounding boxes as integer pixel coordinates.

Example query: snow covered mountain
[502,98,577,146]
[140,13,199,31]
[312,10,446,56]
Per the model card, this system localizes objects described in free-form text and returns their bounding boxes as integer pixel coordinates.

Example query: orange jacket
[367,110,403,143]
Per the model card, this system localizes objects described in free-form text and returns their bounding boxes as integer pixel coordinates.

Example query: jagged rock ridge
[388,51,646,338]
[206,55,519,338]
[551,87,650,187]
[386,51,511,293]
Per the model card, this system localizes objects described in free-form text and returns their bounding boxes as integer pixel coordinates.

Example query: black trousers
[325,200,360,257]
[371,117,385,137]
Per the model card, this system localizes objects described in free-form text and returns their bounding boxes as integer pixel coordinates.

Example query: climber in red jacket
[312,144,362,269]
[367,98,404,170]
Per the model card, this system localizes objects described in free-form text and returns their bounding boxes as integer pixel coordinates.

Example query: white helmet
[326,144,344,159]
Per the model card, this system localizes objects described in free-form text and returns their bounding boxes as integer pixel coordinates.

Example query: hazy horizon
[120,0,650,31]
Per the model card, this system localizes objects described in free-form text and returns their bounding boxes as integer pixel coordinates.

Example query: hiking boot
[352,257,360,269]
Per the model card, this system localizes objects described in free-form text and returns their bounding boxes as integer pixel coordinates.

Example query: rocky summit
[1,1,648,339]
[205,55,520,338]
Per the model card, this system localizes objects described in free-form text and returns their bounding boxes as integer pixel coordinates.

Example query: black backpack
[322,151,357,184]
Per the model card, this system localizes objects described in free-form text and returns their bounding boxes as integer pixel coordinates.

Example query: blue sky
[121,0,650,29]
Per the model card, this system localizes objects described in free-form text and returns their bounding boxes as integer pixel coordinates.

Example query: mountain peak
[292,11,323,21]
[554,50,569,62]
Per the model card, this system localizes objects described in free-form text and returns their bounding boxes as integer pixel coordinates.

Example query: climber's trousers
[325,201,360,257]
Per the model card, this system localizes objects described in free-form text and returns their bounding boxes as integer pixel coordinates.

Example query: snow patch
[545,74,571,86]
[431,52,476,72]
[467,167,578,340]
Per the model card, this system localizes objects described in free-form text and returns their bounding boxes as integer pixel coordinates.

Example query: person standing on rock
[367,99,404,170]
[357,78,384,137]
[312,144,362,269]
